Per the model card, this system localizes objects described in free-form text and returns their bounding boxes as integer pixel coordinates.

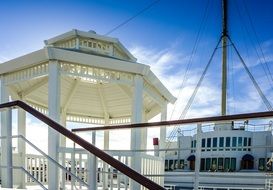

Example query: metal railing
[71,108,273,190]
[2,100,273,189]
[71,110,273,132]
[0,100,165,190]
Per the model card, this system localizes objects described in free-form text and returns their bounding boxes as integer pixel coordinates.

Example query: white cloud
[129,42,273,144]
[130,45,222,120]
[25,117,48,154]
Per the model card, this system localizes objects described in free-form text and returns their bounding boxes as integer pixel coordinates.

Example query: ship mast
[221,0,228,116]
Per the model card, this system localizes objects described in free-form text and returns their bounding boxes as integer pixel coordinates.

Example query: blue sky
[2,0,273,150]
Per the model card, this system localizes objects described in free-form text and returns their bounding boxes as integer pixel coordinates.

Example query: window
[191,140,196,148]
[226,137,230,147]
[243,137,248,151]
[169,160,174,170]
[267,158,272,171]
[238,137,242,151]
[201,158,205,171]
[248,138,251,151]
[231,158,236,171]
[207,138,211,151]
[219,137,224,151]
[205,158,211,171]
[202,139,205,151]
[211,158,217,171]
[165,160,169,171]
[179,159,184,169]
[213,137,217,151]
[232,137,237,151]
[224,158,230,171]
[226,137,231,150]
[191,140,195,153]
[174,160,178,169]
[218,158,224,171]
[259,158,265,171]
[202,139,205,147]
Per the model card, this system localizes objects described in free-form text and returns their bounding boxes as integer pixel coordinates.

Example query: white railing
[265,173,273,190]
[26,154,48,185]
[57,147,164,190]
[198,186,265,190]
[12,135,88,189]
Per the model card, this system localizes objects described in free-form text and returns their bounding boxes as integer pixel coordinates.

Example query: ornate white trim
[60,62,133,85]
[66,114,105,124]
[4,63,49,85]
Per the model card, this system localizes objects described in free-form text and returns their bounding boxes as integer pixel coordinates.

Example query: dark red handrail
[0,100,165,190]
[72,110,273,132]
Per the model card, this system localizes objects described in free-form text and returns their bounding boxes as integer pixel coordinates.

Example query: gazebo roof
[44,29,137,62]
[0,30,176,124]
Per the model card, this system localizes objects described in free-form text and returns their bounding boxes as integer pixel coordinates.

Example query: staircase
[0,101,165,190]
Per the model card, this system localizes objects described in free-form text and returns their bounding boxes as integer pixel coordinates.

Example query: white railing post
[48,60,60,190]
[160,101,167,157]
[103,114,109,190]
[60,111,67,189]
[194,123,202,190]
[18,108,26,189]
[61,152,66,190]
[130,75,144,190]
[88,131,97,190]
[71,143,76,190]
[6,108,13,187]
[0,77,13,188]
[79,153,83,189]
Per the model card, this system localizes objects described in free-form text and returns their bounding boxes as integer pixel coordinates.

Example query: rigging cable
[242,0,273,84]
[169,0,211,120]
[179,36,223,119]
[229,36,273,111]
[227,42,230,114]
[165,36,223,150]
[104,0,160,35]
[234,0,273,90]
[165,0,211,148]
[230,47,235,113]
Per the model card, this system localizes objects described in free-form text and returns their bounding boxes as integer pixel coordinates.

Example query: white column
[160,101,167,157]
[131,75,143,150]
[88,131,97,190]
[130,75,143,190]
[194,124,202,190]
[0,77,13,188]
[103,114,110,150]
[103,114,109,190]
[76,38,80,49]
[18,108,26,189]
[60,110,66,190]
[60,110,67,147]
[140,112,147,150]
[48,61,60,190]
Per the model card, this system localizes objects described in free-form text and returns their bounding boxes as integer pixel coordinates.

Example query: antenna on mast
[221,0,228,116]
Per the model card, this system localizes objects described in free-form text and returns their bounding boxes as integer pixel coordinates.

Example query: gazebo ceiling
[9,75,160,121]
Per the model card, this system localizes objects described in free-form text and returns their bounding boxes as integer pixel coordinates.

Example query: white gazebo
[0,29,176,189]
